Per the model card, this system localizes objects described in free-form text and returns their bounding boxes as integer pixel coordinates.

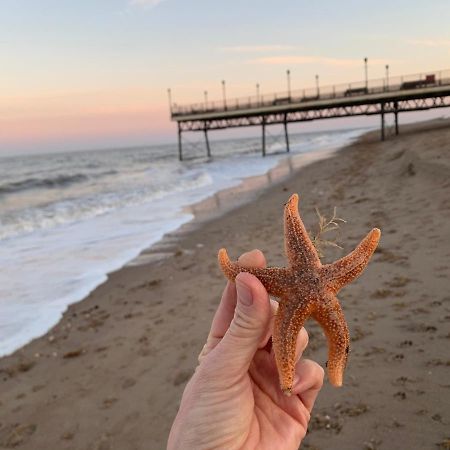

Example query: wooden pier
[170,69,450,160]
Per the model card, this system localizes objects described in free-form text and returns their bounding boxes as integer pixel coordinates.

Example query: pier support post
[394,101,399,135]
[178,123,183,161]
[262,117,266,157]
[284,116,290,153]
[204,126,211,158]
[380,103,385,141]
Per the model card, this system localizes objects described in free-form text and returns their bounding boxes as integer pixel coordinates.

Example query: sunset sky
[1,0,450,154]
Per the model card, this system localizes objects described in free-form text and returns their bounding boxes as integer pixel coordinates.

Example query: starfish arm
[284,194,320,269]
[218,248,291,298]
[311,294,350,387]
[321,228,381,293]
[272,295,314,395]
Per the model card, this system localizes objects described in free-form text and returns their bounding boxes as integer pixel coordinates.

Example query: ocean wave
[0,169,213,240]
[0,173,88,195]
[0,170,118,195]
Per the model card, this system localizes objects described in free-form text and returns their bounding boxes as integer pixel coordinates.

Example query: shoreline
[0,128,364,358]
[128,143,347,268]
[1,118,449,449]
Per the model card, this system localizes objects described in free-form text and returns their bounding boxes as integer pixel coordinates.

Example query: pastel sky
[1,0,450,154]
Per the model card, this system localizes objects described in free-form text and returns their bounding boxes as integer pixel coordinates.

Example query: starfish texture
[218,193,380,394]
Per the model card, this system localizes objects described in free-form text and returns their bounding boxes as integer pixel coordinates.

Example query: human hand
[167,249,324,450]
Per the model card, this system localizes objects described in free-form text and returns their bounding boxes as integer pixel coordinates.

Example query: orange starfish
[218,193,380,394]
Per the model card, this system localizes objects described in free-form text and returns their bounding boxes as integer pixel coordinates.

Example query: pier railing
[171,69,450,117]
[171,67,450,160]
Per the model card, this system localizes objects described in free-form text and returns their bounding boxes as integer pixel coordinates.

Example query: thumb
[215,272,271,375]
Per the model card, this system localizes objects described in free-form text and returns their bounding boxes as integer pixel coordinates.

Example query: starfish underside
[218,193,380,394]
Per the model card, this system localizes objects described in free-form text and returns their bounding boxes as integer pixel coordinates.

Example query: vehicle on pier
[344,87,369,97]
[300,95,319,102]
[272,96,291,105]
[401,74,435,90]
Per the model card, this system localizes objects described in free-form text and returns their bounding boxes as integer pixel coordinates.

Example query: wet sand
[1,120,449,450]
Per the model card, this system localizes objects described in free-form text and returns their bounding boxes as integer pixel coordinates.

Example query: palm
[173,340,313,450]
[229,347,310,449]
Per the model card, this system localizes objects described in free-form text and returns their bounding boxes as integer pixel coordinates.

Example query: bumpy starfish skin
[218,194,380,394]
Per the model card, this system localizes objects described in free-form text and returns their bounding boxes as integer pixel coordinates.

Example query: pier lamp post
[204,90,208,109]
[385,64,390,90]
[222,80,227,110]
[167,88,173,114]
[256,83,260,104]
[287,69,291,99]
[364,57,368,90]
[315,74,320,98]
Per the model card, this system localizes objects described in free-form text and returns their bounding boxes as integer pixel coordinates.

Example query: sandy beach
[1,120,449,450]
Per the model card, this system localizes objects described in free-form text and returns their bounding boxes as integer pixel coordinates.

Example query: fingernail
[236,279,253,306]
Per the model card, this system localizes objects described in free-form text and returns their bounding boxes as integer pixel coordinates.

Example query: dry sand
[1,120,449,450]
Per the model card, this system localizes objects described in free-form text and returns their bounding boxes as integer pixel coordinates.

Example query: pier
[169,69,450,160]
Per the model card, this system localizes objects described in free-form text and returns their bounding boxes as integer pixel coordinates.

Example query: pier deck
[170,69,450,160]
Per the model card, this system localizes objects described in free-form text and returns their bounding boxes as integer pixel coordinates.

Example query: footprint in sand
[121,378,136,389]
[404,323,437,333]
[392,301,408,311]
[371,288,407,299]
[31,384,45,392]
[374,247,409,266]
[0,360,36,379]
[0,423,37,447]
[391,375,421,387]
[426,358,450,367]
[371,288,393,299]
[100,397,119,409]
[387,276,412,288]
[350,326,373,342]
[411,307,431,314]
[385,352,405,362]
[393,391,407,400]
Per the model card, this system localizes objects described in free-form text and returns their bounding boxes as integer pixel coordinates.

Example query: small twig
[310,207,346,257]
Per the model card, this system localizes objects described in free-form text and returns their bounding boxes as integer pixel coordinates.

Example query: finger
[292,359,324,412]
[199,250,267,362]
[238,249,267,268]
[214,272,271,376]
[198,281,236,362]
[261,298,278,352]
[295,327,309,363]
[209,281,237,340]
[208,249,266,340]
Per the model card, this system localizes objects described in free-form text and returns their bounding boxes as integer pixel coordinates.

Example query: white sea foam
[0,128,368,356]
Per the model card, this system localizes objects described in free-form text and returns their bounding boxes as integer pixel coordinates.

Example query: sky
[1,0,450,154]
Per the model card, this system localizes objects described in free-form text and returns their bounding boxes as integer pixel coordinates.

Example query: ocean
[0,128,367,357]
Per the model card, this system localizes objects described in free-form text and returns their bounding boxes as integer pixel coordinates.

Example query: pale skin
[168,249,324,450]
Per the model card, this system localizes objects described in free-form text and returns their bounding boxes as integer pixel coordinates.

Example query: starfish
[218,193,380,394]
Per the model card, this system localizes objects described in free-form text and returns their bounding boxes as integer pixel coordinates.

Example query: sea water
[0,128,367,356]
